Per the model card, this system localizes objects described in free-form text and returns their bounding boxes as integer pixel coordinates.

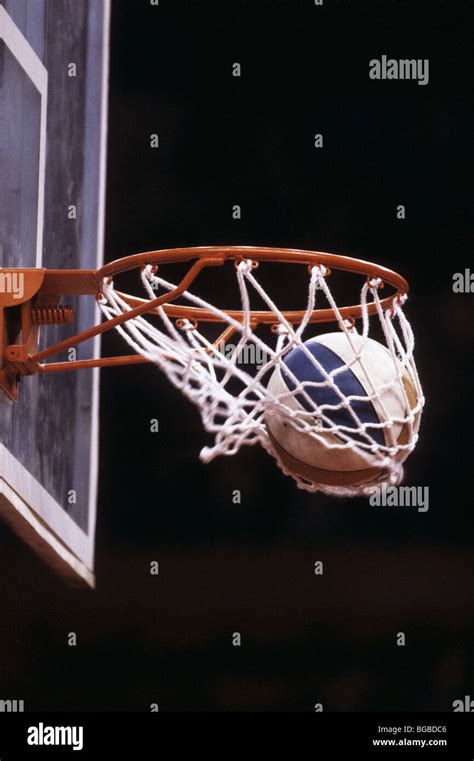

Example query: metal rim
[98,246,409,325]
[2,247,410,382]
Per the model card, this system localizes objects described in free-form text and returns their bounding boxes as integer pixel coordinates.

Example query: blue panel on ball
[282,341,385,446]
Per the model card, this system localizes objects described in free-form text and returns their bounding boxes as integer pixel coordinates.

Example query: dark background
[1,0,473,711]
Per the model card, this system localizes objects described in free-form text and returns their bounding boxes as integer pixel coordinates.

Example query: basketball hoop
[0,247,424,494]
[96,247,424,495]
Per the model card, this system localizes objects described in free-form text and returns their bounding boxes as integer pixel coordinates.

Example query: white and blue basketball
[266,332,419,487]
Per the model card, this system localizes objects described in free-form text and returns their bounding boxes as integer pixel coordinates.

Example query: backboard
[0,0,110,586]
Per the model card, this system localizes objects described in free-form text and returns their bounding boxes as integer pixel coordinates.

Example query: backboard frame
[0,0,111,587]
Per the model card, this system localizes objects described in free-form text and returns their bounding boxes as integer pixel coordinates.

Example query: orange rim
[98,246,409,326]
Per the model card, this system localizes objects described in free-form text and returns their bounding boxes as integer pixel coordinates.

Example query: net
[98,258,424,495]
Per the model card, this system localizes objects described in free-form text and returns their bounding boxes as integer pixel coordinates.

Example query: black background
[1,0,473,712]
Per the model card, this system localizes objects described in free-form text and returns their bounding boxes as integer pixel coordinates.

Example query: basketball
[266,332,420,487]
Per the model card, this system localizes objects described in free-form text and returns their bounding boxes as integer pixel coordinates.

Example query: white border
[0,5,47,268]
[0,444,93,562]
[0,463,94,586]
[88,0,111,553]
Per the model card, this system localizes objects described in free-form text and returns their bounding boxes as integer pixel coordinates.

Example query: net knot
[235,258,258,273]
[176,318,198,331]
[271,323,292,336]
[368,276,384,289]
[310,264,330,279]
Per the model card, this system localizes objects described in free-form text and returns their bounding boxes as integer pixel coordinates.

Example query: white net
[98,259,424,496]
